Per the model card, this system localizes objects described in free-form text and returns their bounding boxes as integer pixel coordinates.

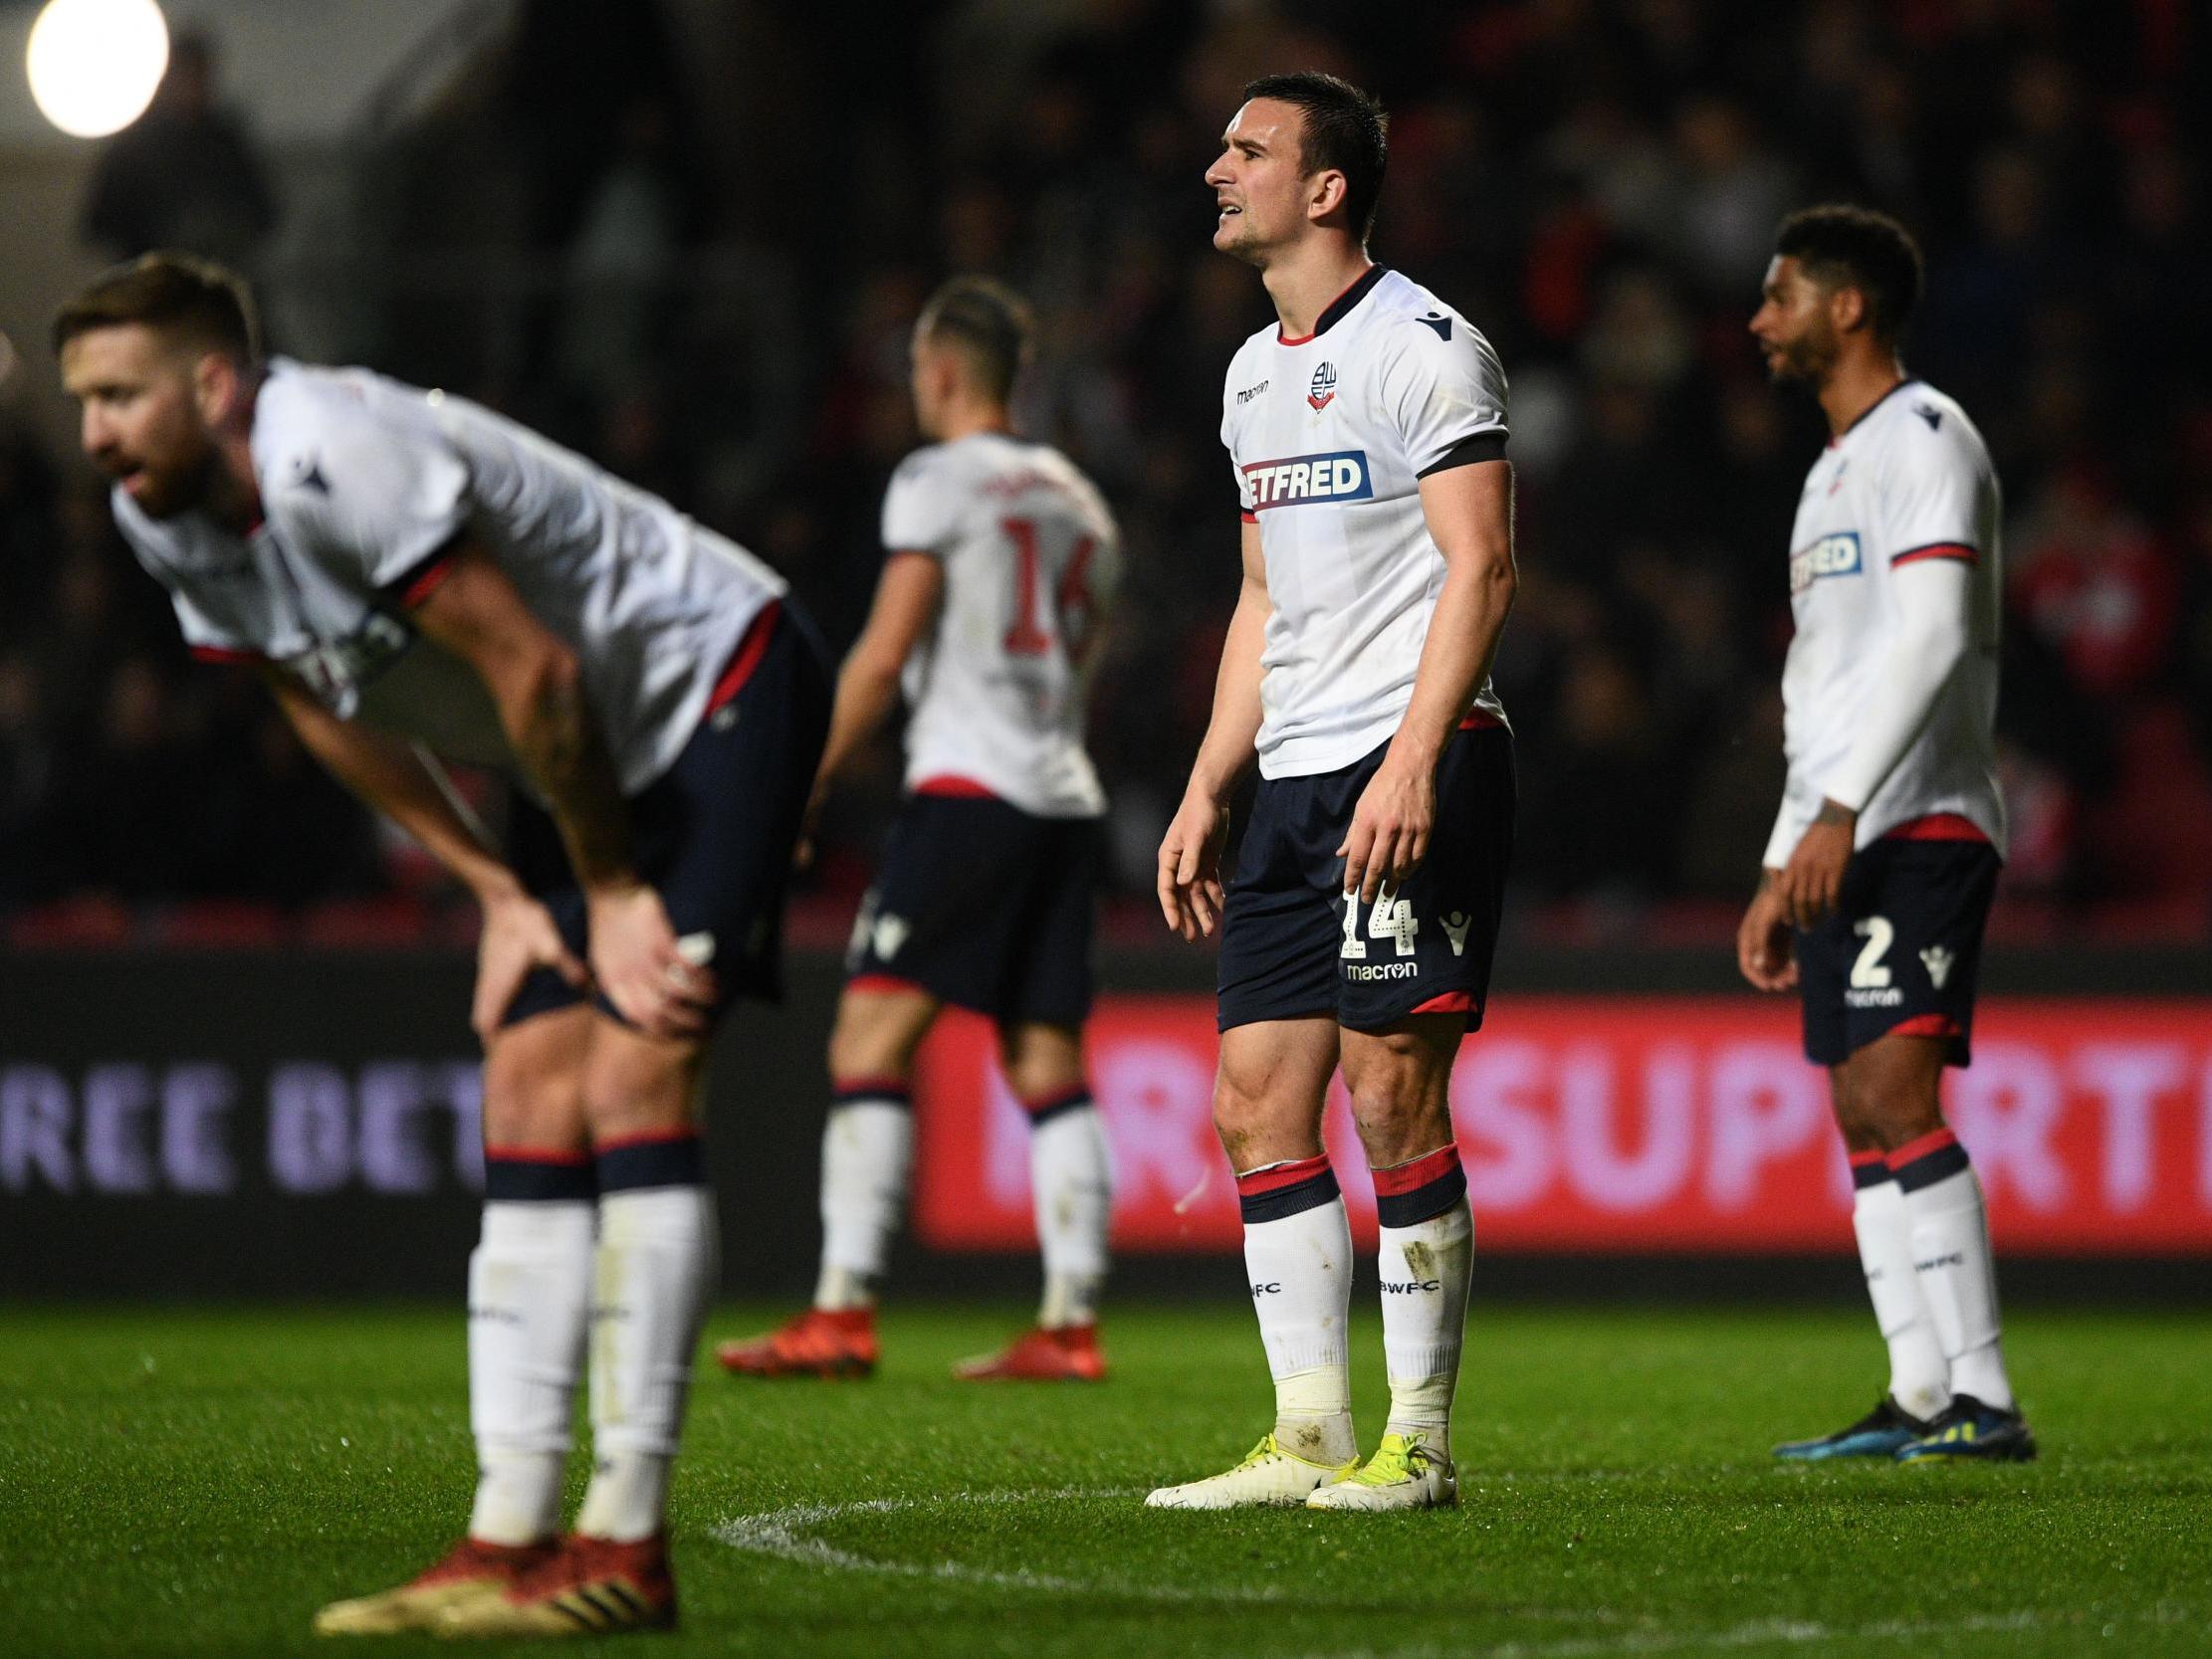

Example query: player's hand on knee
[586,883,717,1041]
[473,887,589,1039]
[1736,876,1798,993]
[1158,792,1229,940]
[1339,755,1435,903]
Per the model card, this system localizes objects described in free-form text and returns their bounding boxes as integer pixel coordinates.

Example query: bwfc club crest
[1307,361,1338,411]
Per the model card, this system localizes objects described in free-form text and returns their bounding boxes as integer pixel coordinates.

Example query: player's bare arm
[262,668,588,1035]
[802,549,946,862]
[409,539,711,1039]
[1158,518,1267,941]
[1774,799,1857,929]
[1735,868,1800,993]
[1339,457,1516,905]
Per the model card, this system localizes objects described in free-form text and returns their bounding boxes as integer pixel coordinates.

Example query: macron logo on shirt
[1242,450,1374,511]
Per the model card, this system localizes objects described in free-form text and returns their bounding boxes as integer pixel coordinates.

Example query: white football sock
[1902,1160,2016,1411]
[1029,1101,1111,1329]
[1377,1196,1472,1457]
[1850,1172,1949,1419]
[1238,1157,1355,1466]
[575,1184,717,1542]
[815,1095,913,1311]
[466,1199,593,1547]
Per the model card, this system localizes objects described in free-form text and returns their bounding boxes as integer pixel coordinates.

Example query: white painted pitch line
[713,1485,1595,1620]
[712,1487,2189,1658]
[717,1485,1298,1602]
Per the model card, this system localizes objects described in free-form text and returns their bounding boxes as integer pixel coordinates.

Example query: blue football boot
[1774,1394,1933,1461]
[1894,1394,2037,1464]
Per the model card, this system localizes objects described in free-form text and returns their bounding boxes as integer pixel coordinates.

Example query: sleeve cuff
[380,532,466,609]
[1416,428,1508,478]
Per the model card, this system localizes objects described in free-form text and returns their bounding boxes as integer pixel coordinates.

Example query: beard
[119,441,219,520]
[1765,324,1838,386]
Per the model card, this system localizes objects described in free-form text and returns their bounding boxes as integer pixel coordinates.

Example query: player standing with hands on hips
[1740,206,2034,1464]
[1152,72,1517,1512]
[56,254,831,1635]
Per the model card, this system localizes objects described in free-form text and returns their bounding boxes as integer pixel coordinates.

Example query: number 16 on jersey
[1001,516,1099,661]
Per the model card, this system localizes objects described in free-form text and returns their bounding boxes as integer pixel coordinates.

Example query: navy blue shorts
[1798,833,2001,1068]
[845,793,1099,1029]
[502,601,831,1030]
[1217,724,1514,1034]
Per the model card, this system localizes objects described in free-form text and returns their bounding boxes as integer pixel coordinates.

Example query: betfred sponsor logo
[1789,530,1862,594]
[912,996,2212,1254]
[1242,450,1374,511]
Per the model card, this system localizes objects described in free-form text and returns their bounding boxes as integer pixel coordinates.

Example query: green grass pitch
[3,1301,2208,1658]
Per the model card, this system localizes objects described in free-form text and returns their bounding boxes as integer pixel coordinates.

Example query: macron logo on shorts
[1243,451,1374,511]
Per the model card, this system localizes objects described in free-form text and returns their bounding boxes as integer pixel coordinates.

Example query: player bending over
[1152,73,1516,1512]
[56,254,831,1635]
[1741,206,2034,1464]
[718,278,1120,1384]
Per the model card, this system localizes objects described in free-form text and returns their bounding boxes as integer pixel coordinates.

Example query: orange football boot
[715,1307,878,1378]
[952,1323,1107,1381]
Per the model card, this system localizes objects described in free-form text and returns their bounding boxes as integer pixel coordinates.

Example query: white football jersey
[1219,266,1510,779]
[880,432,1119,818]
[114,358,784,794]
[1766,379,2006,863]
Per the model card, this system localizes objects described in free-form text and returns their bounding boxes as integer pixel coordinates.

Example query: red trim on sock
[1234,1152,1333,1197]
[483,1145,591,1166]
[593,1128,703,1154]
[1370,1144,1459,1197]
[1887,1128,1960,1170]
[830,1074,911,1098]
[1882,814,1989,844]
[1019,1085,1091,1116]
[1848,1149,1889,1170]
[1887,1013,1962,1039]
[703,601,781,718]
[1409,989,1474,1014]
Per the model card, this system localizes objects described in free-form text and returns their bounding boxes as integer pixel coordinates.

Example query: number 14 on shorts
[1341,891,1419,958]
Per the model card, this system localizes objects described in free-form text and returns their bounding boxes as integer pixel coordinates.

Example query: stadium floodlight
[25,0,169,139]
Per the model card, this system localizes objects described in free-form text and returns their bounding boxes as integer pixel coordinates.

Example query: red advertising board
[912,996,2212,1255]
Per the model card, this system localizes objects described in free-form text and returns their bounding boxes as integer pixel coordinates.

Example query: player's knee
[827,990,928,1085]
[1341,1030,1440,1131]
[997,1024,1083,1105]
[1840,1039,1945,1149]
[579,1035,699,1142]
[1211,1067,1282,1165]
[482,1030,585,1149]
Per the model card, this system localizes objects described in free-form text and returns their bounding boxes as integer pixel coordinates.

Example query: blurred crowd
[4,0,2210,943]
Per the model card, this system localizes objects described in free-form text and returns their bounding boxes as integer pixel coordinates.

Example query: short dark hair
[1774,204,1923,343]
[1240,71,1390,242]
[52,251,260,363]
[917,275,1032,403]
